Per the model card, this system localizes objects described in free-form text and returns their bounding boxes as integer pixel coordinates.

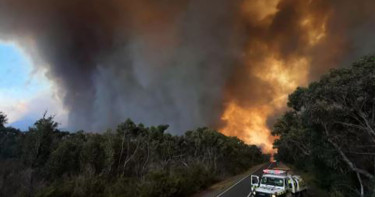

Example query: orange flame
[220,57,309,154]
[221,103,275,153]
[220,0,328,154]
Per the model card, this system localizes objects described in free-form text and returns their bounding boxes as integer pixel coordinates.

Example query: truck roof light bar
[263,169,287,175]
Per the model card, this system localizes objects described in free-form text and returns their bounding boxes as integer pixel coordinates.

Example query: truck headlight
[253,191,256,195]
[272,195,276,197]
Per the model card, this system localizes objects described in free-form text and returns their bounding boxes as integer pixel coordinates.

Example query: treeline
[273,56,375,196]
[0,113,266,197]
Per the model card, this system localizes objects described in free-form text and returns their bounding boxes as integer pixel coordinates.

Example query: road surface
[217,162,276,197]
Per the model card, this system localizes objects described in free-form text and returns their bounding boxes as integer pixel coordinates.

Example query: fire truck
[248,169,307,197]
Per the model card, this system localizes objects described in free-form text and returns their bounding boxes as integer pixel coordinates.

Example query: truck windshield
[261,177,284,187]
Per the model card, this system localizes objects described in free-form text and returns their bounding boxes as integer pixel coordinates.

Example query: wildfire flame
[220,0,327,154]
[221,103,275,153]
[2,0,363,153]
[220,57,309,154]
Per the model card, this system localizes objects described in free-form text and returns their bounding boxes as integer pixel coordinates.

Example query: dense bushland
[0,113,266,197]
[273,56,375,196]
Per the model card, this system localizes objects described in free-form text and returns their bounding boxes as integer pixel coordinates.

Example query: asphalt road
[217,162,276,197]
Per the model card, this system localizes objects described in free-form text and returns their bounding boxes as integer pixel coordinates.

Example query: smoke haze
[0,0,375,152]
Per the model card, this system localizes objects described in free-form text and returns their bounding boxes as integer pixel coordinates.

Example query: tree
[47,132,85,178]
[24,113,60,168]
[274,56,375,196]
[0,116,266,197]
[0,112,7,128]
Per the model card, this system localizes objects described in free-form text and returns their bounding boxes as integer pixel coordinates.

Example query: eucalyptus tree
[0,112,7,128]
[274,56,375,196]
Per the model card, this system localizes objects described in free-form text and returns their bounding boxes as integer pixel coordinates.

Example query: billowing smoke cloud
[0,0,243,132]
[220,0,375,152]
[0,0,375,150]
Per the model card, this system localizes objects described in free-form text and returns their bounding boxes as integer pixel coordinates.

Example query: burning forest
[2,0,375,196]
[1,0,375,154]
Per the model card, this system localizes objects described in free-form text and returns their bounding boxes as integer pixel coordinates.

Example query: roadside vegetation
[0,112,266,197]
[273,56,375,196]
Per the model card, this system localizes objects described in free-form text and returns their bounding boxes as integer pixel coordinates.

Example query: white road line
[267,162,273,169]
[216,163,270,197]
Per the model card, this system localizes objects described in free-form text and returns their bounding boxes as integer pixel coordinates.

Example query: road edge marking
[216,163,268,197]
[266,162,273,169]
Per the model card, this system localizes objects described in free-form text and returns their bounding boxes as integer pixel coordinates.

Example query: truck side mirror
[251,175,259,186]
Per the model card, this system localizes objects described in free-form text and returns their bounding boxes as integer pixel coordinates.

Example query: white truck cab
[249,169,306,197]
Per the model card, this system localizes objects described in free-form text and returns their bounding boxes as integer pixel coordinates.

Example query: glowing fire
[220,0,328,155]
[221,57,309,154]
[301,16,328,46]
[221,103,275,153]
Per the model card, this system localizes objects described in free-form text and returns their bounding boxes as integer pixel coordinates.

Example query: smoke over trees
[0,0,242,132]
[0,0,375,143]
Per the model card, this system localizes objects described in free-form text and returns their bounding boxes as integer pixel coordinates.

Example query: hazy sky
[0,42,67,130]
[0,0,374,154]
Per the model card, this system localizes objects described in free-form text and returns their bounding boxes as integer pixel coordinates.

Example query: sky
[0,0,374,153]
[0,41,67,130]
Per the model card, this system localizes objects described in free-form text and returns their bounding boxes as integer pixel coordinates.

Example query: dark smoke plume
[0,0,243,132]
[0,0,375,136]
